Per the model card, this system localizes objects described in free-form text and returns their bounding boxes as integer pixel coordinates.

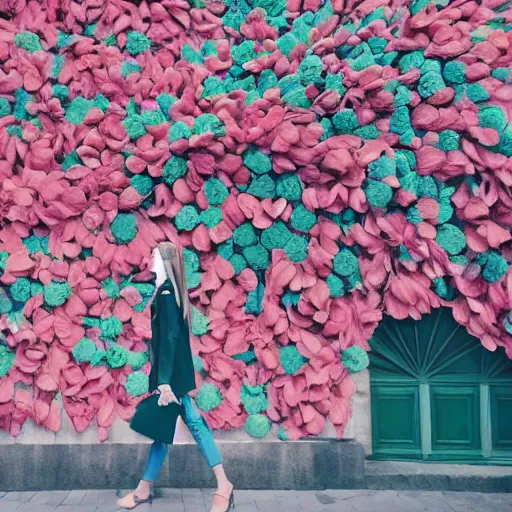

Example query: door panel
[369,308,512,463]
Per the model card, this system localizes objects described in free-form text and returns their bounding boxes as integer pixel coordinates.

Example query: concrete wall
[0,371,372,454]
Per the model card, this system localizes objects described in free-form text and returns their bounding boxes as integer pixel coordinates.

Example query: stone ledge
[0,440,366,492]
[366,461,512,493]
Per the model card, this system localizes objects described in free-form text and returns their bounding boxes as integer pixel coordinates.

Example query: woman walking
[117,243,234,511]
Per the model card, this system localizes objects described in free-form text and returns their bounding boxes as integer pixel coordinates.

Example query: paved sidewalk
[1,489,512,512]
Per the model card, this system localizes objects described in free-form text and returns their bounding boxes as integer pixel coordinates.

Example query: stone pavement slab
[1,489,511,512]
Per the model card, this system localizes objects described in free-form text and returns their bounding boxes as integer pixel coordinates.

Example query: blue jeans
[142,395,222,481]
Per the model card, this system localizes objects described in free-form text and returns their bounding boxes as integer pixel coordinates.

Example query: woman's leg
[182,395,233,509]
[117,441,168,507]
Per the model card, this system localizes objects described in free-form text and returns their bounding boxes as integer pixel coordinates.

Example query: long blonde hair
[158,242,189,320]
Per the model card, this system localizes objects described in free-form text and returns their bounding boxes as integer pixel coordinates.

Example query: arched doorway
[369,308,512,463]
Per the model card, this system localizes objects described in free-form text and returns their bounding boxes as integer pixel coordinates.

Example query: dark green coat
[149,279,196,397]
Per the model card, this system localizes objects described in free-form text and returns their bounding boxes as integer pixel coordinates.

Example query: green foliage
[477,252,508,283]
[14,89,30,120]
[0,288,13,314]
[200,207,223,228]
[284,234,309,262]
[479,106,507,133]
[466,83,489,103]
[229,254,247,274]
[364,180,393,208]
[241,384,268,414]
[326,274,345,298]
[437,130,460,151]
[204,178,229,206]
[245,283,264,315]
[127,351,148,371]
[196,383,223,411]
[107,344,128,368]
[333,109,359,134]
[234,223,257,247]
[291,204,316,233]
[163,156,188,185]
[245,414,271,438]
[341,346,369,372]
[436,224,466,255]
[169,122,192,142]
[65,97,93,125]
[126,32,151,55]
[0,98,11,117]
[102,278,121,298]
[194,114,225,136]
[126,371,149,396]
[14,32,42,52]
[280,345,307,375]
[10,278,31,303]
[0,345,15,377]
[261,221,292,250]
[191,307,210,336]
[243,244,270,270]
[44,282,71,307]
[333,249,359,277]
[130,175,153,196]
[297,55,323,85]
[111,213,138,244]
[175,205,200,231]
[100,316,123,342]
[368,156,396,180]
[276,174,303,201]
[72,338,97,364]
[243,147,272,175]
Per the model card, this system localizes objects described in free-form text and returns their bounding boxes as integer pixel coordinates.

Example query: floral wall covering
[0,0,511,442]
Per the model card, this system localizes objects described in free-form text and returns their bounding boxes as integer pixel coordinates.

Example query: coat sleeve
[155,294,181,387]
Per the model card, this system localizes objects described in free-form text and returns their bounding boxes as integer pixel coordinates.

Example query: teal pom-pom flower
[245,414,271,439]
[204,178,229,206]
[126,371,149,396]
[72,338,97,364]
[280,345,307,375]
[333,249,359,277]
[191,307,210,336]
[111,213,138,244]
[100,316,123,342]
[10,278,31,303]
[0,345,15,378]
[341,346,370,373]
[14,32,42,52]
[435,224,466,256]
[175,205,200,231]
[284,234,309,262]
[126,32,151,55]
[234,223,257,247]
[107,344,128,369]
[241,384,268,415]
[196,383,223,411]
[127,351,148,371]
[44,282,72,307]
[163,156,188,185]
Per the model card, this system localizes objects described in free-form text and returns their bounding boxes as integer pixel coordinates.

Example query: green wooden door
[369,308,512,463]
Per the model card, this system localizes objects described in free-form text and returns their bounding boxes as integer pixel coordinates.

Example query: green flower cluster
[341,346,370,373]
[241,384,268,415]
[245,414,271,438]
[196,383,223,411]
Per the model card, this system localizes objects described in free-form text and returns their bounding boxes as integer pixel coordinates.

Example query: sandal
[116,491,153,509]
[211,489,235,511]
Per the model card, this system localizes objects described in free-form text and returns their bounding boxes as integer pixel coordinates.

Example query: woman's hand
[157,385,179,406]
